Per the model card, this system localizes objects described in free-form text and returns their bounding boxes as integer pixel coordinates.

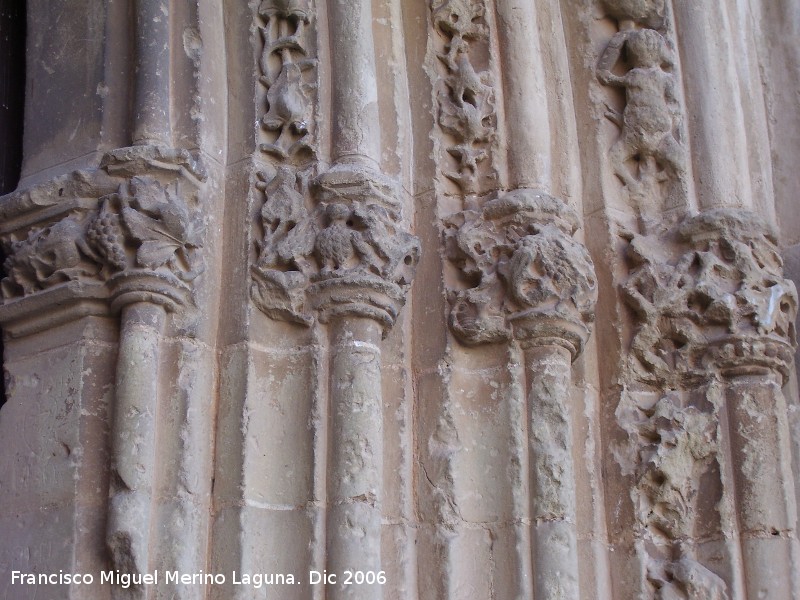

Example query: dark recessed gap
[0,0,27,412]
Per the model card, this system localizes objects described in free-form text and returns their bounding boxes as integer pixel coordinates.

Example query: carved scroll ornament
[251,164,420,333]
[258,0,317,163]
[431,0,496,195]
[445,189,597,357]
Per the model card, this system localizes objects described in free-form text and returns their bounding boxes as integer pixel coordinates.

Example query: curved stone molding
[622,208,797,387]
[445,189,597,356]
[257,0,318,163]
[430,0,497,196]
[596,0,688,217]
[251,163,420,334]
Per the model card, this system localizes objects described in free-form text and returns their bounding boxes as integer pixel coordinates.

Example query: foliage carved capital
[622,208,797,386]
[251,163,420,334]
[0,145,207,329]
[445,189,597,358]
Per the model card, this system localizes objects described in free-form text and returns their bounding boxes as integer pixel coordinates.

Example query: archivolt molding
[596,0,688,219]
[0,146,207,330]
[257,0,318,164]
[430,0,497,197]
[445,189,597,357]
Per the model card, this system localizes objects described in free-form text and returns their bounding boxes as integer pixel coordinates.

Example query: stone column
[326,317,384,598]
[619,208,799,598]
[327,0,381,165]
[133,0,172,146]
[98,152,205,598]
[446,192,597,600]
[105,301,166,586]
[672,2,756,212]
[250,3,420,597]
[684,211,800,599]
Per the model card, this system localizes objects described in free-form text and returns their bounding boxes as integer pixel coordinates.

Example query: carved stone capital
[251,163,420,335]
[0,145,206,334]
[622,208,797,386]
[445,189,597,359]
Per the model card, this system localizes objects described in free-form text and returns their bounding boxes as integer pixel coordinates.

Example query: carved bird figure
[315,203,358,272]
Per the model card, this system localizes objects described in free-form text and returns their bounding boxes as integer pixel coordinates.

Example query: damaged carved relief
[251,165,420,331]
[622,209,797,387]
[616,208,798,598]
[596,0,688,219]
[431,0,497,197]
[616,391,728,599]
[445,189,597,354]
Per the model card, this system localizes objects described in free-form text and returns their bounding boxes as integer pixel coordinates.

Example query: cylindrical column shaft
[725,374,799,600]
[524,343,579,600]
[327,317,384,600]
[106,302,166,593]
[672,3,752,210]
[494,0,551,191]
[327,0,381,165]
[133,0,172,146]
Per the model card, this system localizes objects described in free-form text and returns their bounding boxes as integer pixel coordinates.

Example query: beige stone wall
[1,1,799,599]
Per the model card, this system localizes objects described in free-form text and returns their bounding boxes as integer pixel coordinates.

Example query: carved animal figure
[315,203,361,273]
[598,28,685,187]
[262,61,310,155]
[3,218,98,296]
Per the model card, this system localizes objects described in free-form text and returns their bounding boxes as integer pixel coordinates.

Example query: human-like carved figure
[598,28,685,189]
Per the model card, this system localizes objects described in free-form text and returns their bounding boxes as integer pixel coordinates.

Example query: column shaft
[524,344,579,600]
[494,0,551,190]
[327,317,384,600]
[725,375,799,600]
[327,0,381,164]
[133,0,172,145]
[107,302,166,593]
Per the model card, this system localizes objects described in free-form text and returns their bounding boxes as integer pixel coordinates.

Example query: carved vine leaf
[87,177,204,282]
